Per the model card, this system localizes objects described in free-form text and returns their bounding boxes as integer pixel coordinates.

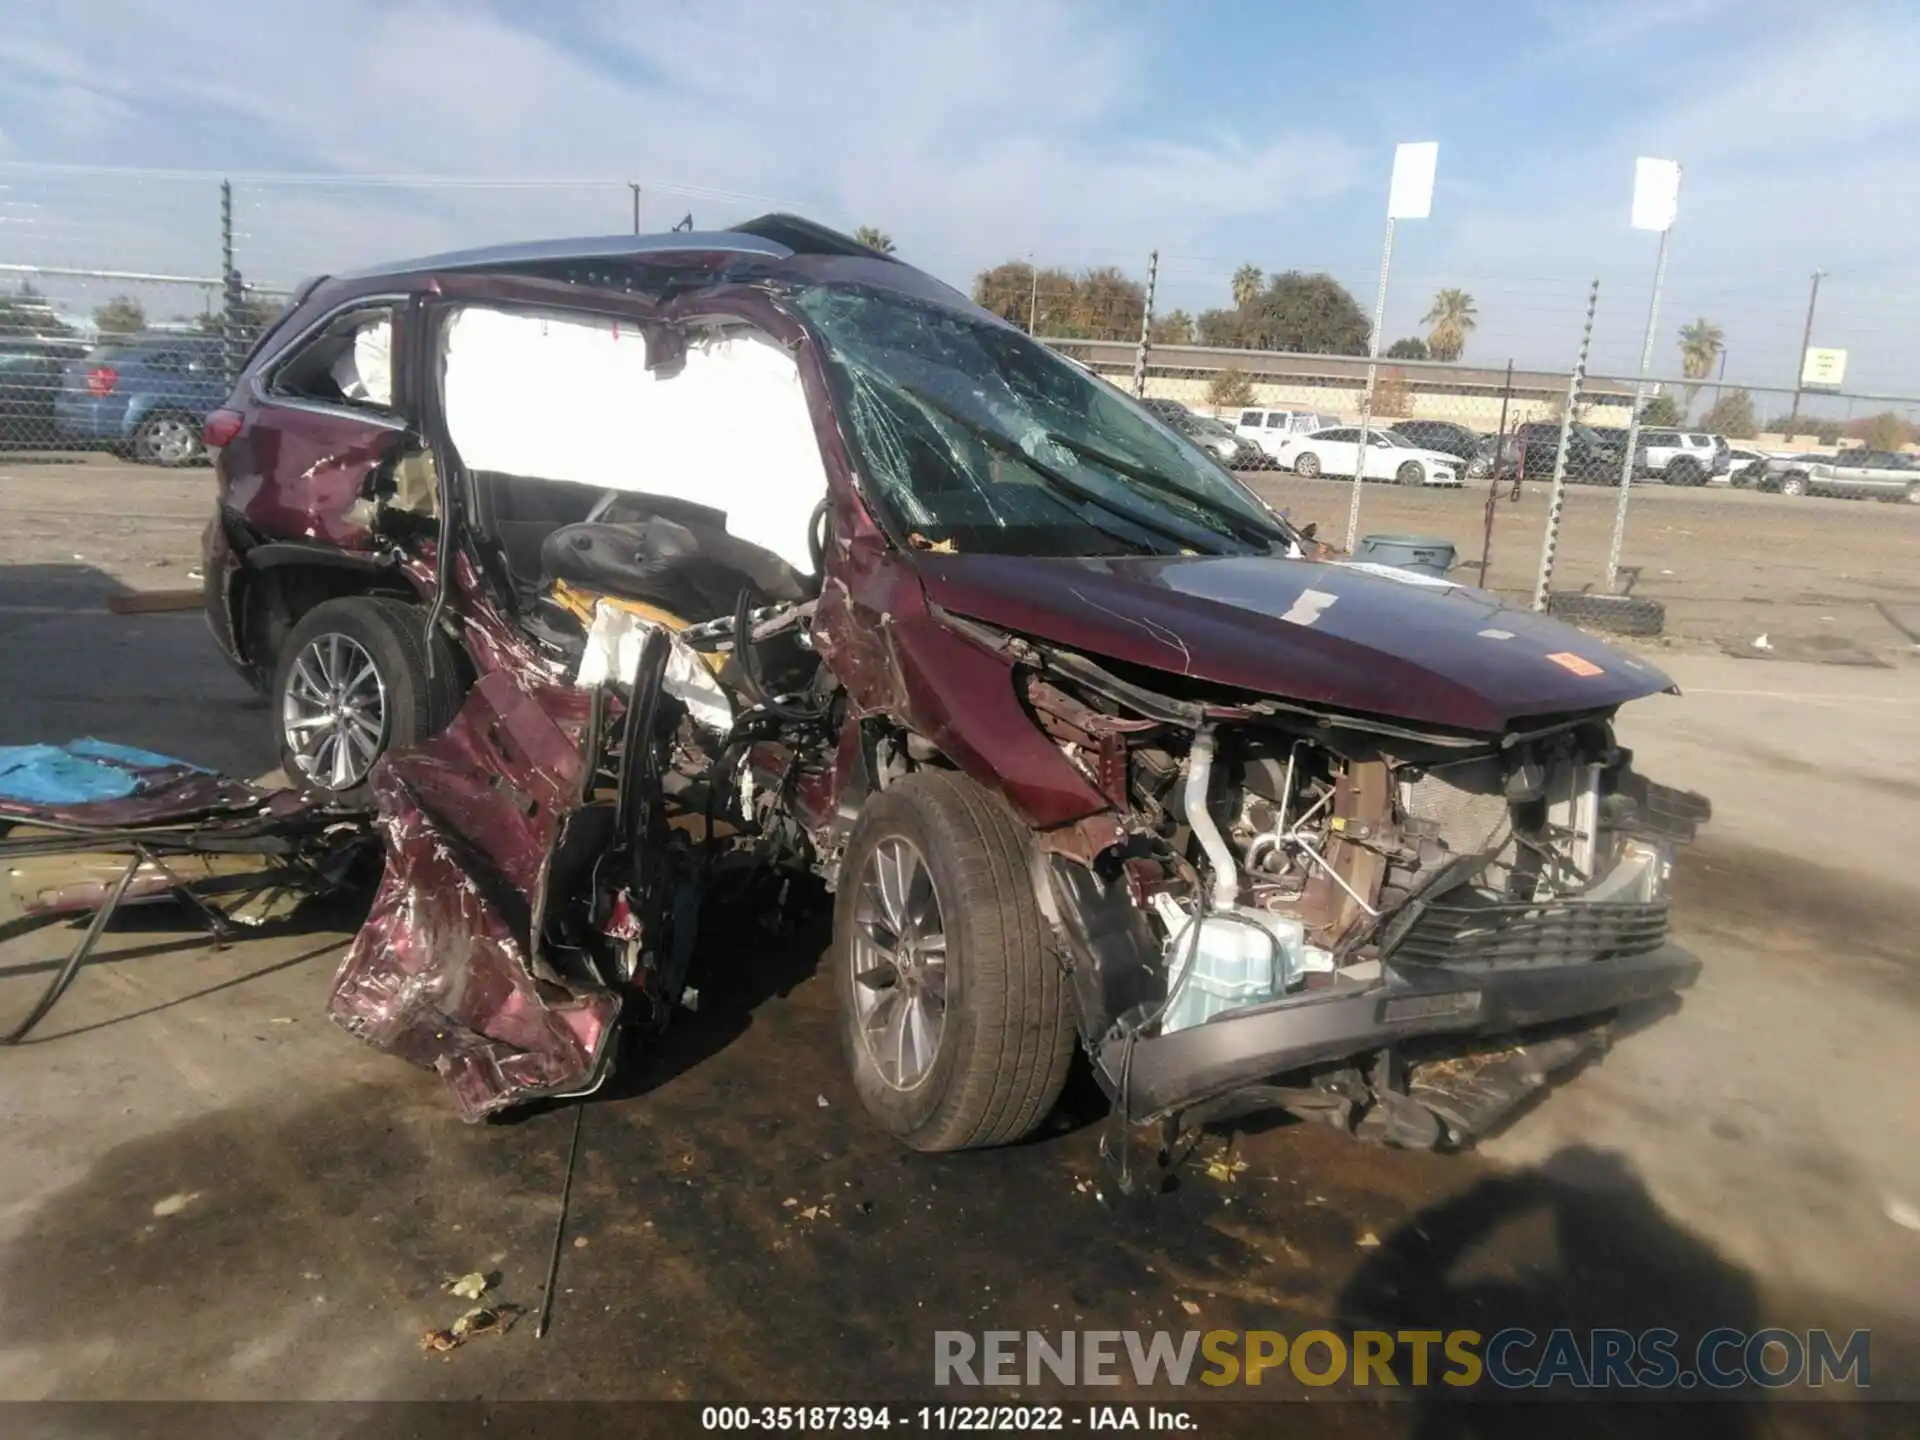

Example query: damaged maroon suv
[201,215,1708,1150]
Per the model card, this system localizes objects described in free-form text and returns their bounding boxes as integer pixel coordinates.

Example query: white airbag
[441,307,827,575]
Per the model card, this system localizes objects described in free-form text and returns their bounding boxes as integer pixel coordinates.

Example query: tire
[1396,460,1424,487]
[833,770,1075,1152]
[272,595,464,807]
[131,410,202,467]
[1665,459,1702,487]
[1780,472,1808,497]
[1907,482,1920,505]
[1545,591,1665,637]
[1294,452,1321,478]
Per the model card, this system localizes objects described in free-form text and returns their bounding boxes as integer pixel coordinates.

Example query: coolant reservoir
[1151,893,1307,1034]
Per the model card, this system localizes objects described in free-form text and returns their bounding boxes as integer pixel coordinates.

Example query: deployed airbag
[441,307,828,575]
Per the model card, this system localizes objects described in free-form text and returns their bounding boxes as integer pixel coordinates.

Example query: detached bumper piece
[1,740,368,1044]
[1094,943,1700,1136]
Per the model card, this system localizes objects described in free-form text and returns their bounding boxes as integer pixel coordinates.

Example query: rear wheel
[273,595,463,806]
[1666,458,1702,487]
[1780,472,1808,497]
[833,771,1074,1152]
[131,411,202,467]
[1294,452,1321,478]
[1396,460,1424,486]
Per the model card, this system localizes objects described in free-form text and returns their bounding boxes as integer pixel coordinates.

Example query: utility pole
[629,182,641,235]
[1131,248,1158,400]
[1785,269,1825,437]
[1027,253,1040,335]
[1712,347,1727,409]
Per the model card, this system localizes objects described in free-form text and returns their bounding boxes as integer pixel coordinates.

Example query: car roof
[335,230,794,282]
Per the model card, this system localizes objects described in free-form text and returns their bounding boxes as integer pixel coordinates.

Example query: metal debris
[420,1304,523,1354]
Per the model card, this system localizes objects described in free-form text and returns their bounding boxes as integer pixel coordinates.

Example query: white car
[1234,407,1341,462]
[1274,425,1463,487]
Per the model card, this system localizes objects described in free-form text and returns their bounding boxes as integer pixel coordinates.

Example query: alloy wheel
[143,416,198,464]
[282,631,388,790]
[849,835,948,1091]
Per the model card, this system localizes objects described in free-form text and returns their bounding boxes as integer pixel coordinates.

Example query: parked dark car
[1391,419,1481,464]
[0,338,89,447]
[1500,420,1639,485]
[54,333,229,465]
[201,215,1707,1148]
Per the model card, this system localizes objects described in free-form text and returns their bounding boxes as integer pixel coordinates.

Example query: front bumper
[1093,943,1700,1121]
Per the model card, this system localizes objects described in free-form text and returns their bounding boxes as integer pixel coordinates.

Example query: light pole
[1605,157,1681,595]
[1345,141,1438,552]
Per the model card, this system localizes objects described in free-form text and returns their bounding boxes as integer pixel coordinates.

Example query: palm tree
[1422,288,1477,362]
[1231,264,1264,310]
[852,225,896,255]
[1677,318,1725,415]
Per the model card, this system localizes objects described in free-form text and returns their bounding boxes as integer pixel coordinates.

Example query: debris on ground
[1180,1300,1201,1316]
[445,1272,491,1301]
[420,1304,523,1354]
[1202,1150,1248,1184]
[151,1192,200,1217]
[1356,1231,1382,1249]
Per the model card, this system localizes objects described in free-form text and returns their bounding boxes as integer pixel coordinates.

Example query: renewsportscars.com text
[934,1327,1871,1391]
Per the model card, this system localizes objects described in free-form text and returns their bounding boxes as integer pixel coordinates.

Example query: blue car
[54,334,230,465]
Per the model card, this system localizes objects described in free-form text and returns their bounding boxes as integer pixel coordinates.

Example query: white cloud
[0,0,1363,292]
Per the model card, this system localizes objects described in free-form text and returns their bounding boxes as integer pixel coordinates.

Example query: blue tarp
[0,738,204,806]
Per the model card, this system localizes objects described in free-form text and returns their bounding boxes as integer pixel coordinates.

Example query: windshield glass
[791,285,1292,557]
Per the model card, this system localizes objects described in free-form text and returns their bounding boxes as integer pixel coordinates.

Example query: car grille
[1387,898,1669,968]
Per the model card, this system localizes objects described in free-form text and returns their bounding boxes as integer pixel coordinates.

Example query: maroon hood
[913,552,1673,733]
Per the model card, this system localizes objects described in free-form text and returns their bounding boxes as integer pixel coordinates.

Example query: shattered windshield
[792,285,1292,557]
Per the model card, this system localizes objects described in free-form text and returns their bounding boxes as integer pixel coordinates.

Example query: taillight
[203,409,244,448]
[87,365,118,397]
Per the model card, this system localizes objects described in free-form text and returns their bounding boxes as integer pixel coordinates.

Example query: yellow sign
[1801,347,1847,388]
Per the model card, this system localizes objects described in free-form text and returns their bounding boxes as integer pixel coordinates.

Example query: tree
[1233,271,1369,355]
[1231,264,1264,310]
[1385,336,1429,360]
[1857,411,1913,450]
[1207,368,1255,409]
[971,260,1141,339]
[93,295,146,336]
[1422,288,1477,362]
[1148,309,1194,345]
[1640,393,1684,427]
[1697,388,1758,439]
[1373,368,1413,417]
[852,225,895,255]
[1677,318,1725,415]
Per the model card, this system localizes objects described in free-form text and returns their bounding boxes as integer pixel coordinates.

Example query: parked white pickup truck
[1759,449,1920,501]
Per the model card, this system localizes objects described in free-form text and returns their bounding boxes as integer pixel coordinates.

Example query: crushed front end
[1020,644,1710,1150]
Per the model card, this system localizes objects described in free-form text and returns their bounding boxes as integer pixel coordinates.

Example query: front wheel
[1780,473,1808,497]
[1294,452,1321,478]
[833,771,1074,1152]
[1396,460,1425,486]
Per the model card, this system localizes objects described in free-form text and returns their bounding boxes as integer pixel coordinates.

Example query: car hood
[915,552,1674,732]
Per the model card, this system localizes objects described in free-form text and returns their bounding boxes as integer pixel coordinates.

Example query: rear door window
[1239,410,1263,427]
[269,306,399,413]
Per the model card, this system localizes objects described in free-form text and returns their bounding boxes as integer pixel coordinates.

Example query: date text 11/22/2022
[700,1406,1196,1431]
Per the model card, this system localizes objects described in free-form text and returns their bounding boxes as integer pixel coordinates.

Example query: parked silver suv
[1638,429,1721,486]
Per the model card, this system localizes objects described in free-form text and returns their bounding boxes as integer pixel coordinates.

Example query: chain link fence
[4,163,1918,658]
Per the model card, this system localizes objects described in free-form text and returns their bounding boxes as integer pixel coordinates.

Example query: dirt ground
[1,458,1917,1430]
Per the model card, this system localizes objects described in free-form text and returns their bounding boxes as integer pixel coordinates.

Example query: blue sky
[2,0,1916,399]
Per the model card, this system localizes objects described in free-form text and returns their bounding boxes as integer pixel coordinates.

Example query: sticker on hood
[1280,588,1339,626]
[1545,651,1605,677]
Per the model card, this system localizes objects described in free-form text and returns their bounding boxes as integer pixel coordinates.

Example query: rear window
[1239,411,1262,426]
